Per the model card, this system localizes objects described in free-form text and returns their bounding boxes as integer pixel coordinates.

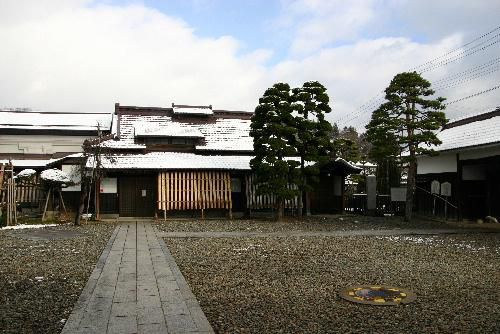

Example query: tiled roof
[434,112,500,152]
[195,118,253,151]
[134,122,204,138]
[91,152,254,170]
[115,112,253,152]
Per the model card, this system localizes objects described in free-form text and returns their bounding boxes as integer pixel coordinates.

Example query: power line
[351,83,500,129]
[410,25,500,72]
[419,36,500,73]
[335,26,500,127]
[434,66,499,91]
[432,57,500,84]
[444,84,500,105]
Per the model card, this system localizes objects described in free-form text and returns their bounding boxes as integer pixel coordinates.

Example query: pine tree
[366,71,446,222]
[368,122,401,195]
[250,83,300,221]
[291,81,333,216]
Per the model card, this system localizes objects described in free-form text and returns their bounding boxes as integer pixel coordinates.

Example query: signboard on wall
[441,182,452,197]
[431,180,440,194]
[391,187,407,202]
[100,178,117,193]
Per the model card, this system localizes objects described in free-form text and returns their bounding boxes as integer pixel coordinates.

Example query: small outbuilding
[416,108,500,220]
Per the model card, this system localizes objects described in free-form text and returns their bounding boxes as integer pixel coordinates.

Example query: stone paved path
[158,228,498,239]
[62,221,213,334]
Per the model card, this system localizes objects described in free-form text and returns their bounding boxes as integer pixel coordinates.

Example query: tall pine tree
[366,71,446,222]
[250,83,300,221]
[291,81,333,216]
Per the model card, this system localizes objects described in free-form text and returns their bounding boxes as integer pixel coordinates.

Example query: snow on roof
[116,113,253,152]
[336,158,364,171]
[172,105,213,115]
[0,110,113,131]
[89,152,254,170]
[433,114,500,152]
[353,161,377,168]
[40,168,71,183]
[14,169,37,179]
[134,123,204,138]
[0,159,52,167]
[195,118,253,151]
[100,140,146,150]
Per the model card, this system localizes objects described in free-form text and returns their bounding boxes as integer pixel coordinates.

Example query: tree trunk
[74,181,88,226]
[404,159,417,222]
[276,199,284,221]
[404,102,416,222]
[298,157,305,217]
[298,191,303,217]
[305,192,311,216]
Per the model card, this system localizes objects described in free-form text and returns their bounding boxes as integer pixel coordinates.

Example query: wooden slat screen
[16,175,43,204]
[245,174,298,210]
[158,171,232,211]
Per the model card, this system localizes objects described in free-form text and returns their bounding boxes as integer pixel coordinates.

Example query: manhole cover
[339,285,416,306]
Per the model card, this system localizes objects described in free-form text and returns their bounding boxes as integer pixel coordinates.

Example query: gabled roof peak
[172,103,213,116]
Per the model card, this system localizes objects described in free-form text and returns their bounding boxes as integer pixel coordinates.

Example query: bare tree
[74,126,115,225]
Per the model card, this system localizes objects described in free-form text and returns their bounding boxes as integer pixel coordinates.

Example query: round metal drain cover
[339,285,416,306]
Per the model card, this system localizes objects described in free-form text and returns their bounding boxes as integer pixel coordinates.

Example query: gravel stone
[163,217,500,333]
[155,215,470,233]
[0,222,116,334]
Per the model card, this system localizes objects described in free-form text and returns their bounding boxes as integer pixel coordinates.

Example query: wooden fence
[245,174,299,210]
[0,163,17,225]
[16,175,43,205]
[157,171,232,212]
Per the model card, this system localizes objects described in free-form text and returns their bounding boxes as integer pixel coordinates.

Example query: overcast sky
[1,0,499,128]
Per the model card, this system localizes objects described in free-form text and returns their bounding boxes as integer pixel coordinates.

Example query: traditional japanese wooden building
[75,103,361,218]
[2,104,361,218]
[416,108,500,220]
[0,108,112,208]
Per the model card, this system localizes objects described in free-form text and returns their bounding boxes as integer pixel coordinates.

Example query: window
[137,137,198,145]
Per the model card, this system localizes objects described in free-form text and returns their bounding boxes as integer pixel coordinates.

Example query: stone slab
[62,221,214,333]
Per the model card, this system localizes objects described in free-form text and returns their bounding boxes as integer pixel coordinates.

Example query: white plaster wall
[458,144,500,160]
[0,135,89,154]
[417,153,457,174]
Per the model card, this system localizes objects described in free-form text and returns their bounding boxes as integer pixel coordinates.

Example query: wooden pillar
[456,153,462,221]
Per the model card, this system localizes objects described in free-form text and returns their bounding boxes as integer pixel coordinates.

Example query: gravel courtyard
[161,217,500,333]
[0,222,116,334]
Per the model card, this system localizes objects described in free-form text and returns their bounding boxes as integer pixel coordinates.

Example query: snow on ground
[1,224,57,230]
[376,235,494,253]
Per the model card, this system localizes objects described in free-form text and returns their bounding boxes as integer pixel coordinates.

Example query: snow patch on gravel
[1,224,57,230]
[232,244,262,254]
[377,235,494,252]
